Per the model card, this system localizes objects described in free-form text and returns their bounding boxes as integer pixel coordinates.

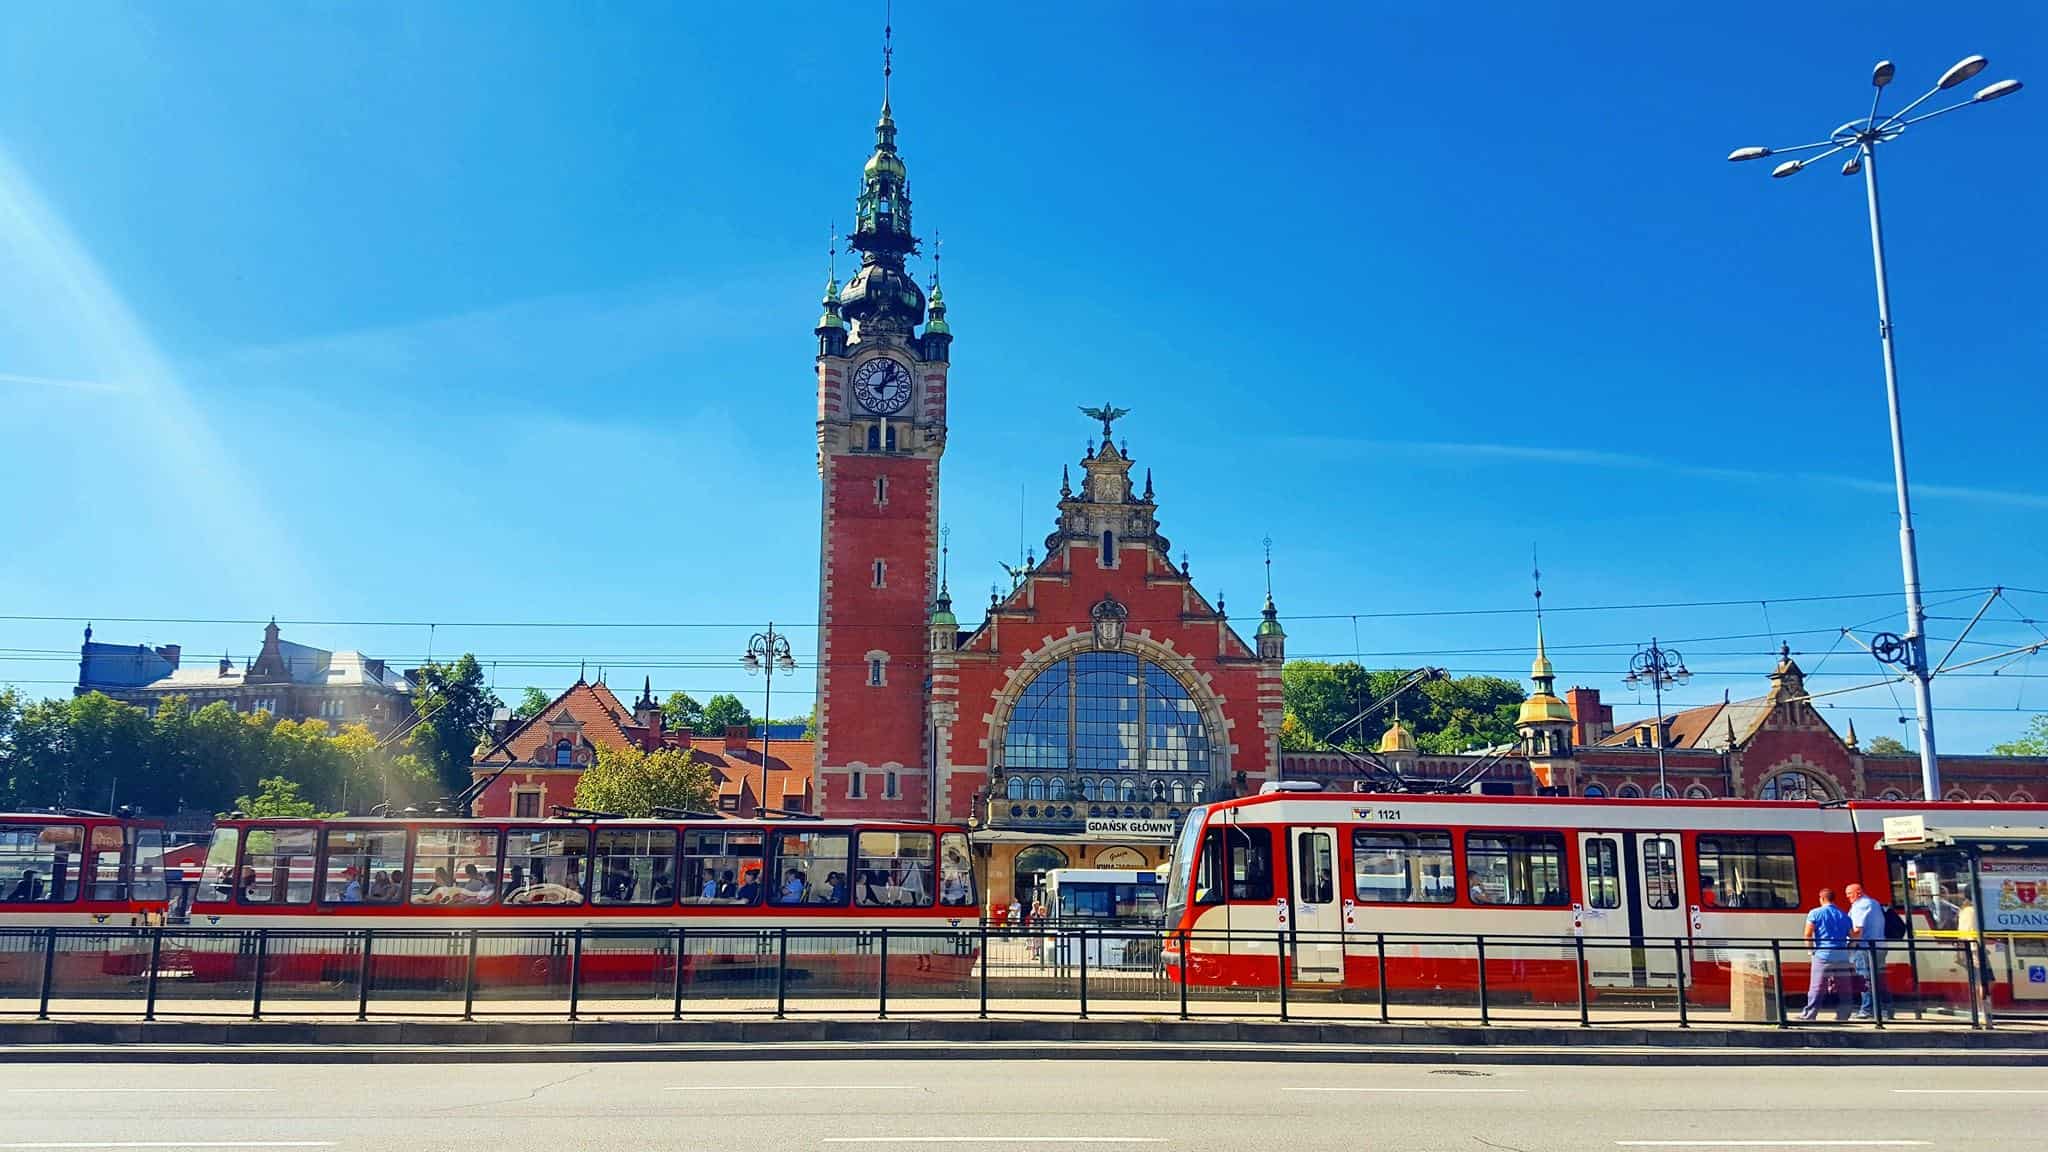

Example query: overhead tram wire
[0,584,2002,632]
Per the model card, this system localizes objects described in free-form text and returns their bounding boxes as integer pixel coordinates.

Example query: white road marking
[1282,1086,1526,1094]
[3,1082,276,1090]
[821,1140,1165,1146]
[1613,1131,1916,1139]
[1615,1143,1931,1148]
[1892,1088,2048,1094]
[668,1085,926,1092]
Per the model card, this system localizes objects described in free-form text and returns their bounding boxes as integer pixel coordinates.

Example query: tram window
[1195,827,1272,904]
[503,827,589,906]
[939,832,976,906]
[593,828,678,906]
[681,830,764,904]
[90,825,127,901]
[1296,832,1335,903]
[855,830,935,907]
[1352,830,1455,904]
[240,827,318,906]
[321,828,408,905]
[128,827,167,903]
[1695,834,1798,910]
[771,830,852,906]
[1584,839,1620,910]
[413,827,501,905]
[0,823,82,904]
[1465,831,1568,906]
[196,827,239,905]
[1642,837,1680,910]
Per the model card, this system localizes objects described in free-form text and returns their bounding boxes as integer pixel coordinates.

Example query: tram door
[1289,826,1344,984]
[1577,831,1688,988]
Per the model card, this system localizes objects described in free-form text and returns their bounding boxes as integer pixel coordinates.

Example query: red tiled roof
[476,679,645,765]
[695,736,815,811]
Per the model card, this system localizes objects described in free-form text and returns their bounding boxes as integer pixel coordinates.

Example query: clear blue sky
[1,3,2042,750]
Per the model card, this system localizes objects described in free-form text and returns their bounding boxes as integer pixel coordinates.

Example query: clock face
[852,358,913,415]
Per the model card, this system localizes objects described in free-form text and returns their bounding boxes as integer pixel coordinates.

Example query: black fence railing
[0,925,2040,1029]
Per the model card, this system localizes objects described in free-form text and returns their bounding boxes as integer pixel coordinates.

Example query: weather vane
[1078,402,1130,441]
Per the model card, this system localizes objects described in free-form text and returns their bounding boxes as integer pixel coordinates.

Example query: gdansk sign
[1085,817,1176,838]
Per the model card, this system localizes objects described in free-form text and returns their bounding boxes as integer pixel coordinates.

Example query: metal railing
[1,925,2039,1029]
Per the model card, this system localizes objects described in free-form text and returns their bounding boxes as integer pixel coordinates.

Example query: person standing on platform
[1799,887,1853,1021]
[1845,882,1886,1021]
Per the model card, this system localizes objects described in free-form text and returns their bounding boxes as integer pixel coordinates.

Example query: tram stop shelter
[1877,815,2048,1022]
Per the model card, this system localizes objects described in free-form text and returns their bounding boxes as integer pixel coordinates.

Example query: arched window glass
[1169,779,1186,804]
[1026,777,1046,801]
[1684,785,1711,800]
[884,424,898,452]
[1617,784,1643,799]
[1000,651,1213,784]
[1005,776,1025,801]
[1880,789,1906,801]
[1649,784,1677,799]
[1048,777,1067,801]
[1190,781,1204,803]
[554,739,573,767]
[1757,770,1834,802]
[866,425,881,450]
[1583,784,1606,798]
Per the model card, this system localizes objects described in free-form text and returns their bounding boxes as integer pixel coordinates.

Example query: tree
[231,776,330,819]
[513,686,553,721]
[1991,715,2048,758]
[1281,662,1526,754]
[407,654,502,793]
[1863,735,1911,756]
[573,745,715,817]
[699,693,753,734]
[662,691,705,732]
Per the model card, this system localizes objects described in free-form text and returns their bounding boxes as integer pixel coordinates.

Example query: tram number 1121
[1353,807,1403,821]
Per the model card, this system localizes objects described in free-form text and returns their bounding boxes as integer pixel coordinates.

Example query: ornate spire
[1518,550,1574,730]
[817,224,845,331]
[923,233,950,337]
[839,5,923,338]
[1256,535,1285,647]
[1060,464,1072,498]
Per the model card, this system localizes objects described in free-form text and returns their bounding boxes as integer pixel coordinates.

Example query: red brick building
[469,679,813,820]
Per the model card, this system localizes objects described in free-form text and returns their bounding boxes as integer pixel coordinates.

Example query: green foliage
[231,776,330,819]
[699,693,753,734]
[406,654,502,792]
[1863,735,1911,756]
[1281,661,1527,755]
[572,745,715,817]
[662,691,705,732]
[513,687,553,721]
[1990,715,2048,758]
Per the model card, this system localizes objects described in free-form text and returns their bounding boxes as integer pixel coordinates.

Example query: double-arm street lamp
[1625,639,1690,797]
[741,624,798,816]
[1729,55,2023,801]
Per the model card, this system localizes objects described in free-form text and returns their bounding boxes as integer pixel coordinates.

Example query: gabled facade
[75,620,413,734]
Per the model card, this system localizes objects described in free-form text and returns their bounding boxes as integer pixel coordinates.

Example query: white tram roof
[1200,791,2048,835]
[215,815,949,830]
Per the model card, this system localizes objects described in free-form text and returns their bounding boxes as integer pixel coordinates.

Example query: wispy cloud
[1314,438,2048,510]
[0,370,130,394]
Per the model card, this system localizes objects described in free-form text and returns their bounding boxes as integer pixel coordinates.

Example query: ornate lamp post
[1624,639,1691,797]
[741,624,797,816]
[1730,55,2022,801]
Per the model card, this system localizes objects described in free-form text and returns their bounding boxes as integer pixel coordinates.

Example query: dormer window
[554,739,573,767]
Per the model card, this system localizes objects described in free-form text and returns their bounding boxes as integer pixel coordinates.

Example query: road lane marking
[1893,1088,2048,1094]
[669,1085,925,1092]
[0,1144,334,1149]
[1605,1131,1925,1139]
[4,1082,276,1090]
[821,1140,1165,1145]
[1282,1086,1526,1094]
[1615,1143,1931,1148]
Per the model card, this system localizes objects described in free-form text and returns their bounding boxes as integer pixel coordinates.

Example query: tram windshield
[1163,806,1207,928]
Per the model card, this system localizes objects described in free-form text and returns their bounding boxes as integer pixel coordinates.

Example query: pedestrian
[1799,887,1853,1021]
[1007,898,1023,929]
[1845,882,1886,1020]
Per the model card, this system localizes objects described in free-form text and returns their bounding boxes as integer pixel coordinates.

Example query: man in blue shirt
[1845,882,1887,1020]
[1800,887,1853,1021]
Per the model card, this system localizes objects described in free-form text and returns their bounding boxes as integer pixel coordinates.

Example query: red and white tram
[186,815,978,988]
[0,810,172,987]
[1160,791,2048,1008]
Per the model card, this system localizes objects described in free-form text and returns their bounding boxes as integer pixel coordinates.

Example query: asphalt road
[0,1058,2041,1151]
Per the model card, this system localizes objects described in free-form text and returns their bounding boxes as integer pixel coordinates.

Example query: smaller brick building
[469,678,813,819]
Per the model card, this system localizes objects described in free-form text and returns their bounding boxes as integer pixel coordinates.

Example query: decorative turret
[1378,718,1417,755]
[920,240,951,362]
[930,528,959,653]
[1255,536,1285,661]
[838,29,925,341]
[1517,560,1577,786]
[816,232,848,358]
[1046,406,1172,565]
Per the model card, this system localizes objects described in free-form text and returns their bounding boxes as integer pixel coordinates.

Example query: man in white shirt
[1845,882,1886,1020]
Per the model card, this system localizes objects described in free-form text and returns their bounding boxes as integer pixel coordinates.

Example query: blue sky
[1,3,2042,751]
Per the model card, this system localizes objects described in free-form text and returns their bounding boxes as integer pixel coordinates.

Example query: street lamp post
[1625,638,1690,797]
[1730,55,2023,802]
[741,624,797,817]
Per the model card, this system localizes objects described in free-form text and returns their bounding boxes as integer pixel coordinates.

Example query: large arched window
[1000,651,1213,779]
[1757,769,1835,802]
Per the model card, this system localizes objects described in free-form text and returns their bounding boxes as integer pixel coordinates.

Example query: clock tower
[812,72,951,819]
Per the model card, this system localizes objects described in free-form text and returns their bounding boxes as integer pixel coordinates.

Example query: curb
[2,1018,2042,1065]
